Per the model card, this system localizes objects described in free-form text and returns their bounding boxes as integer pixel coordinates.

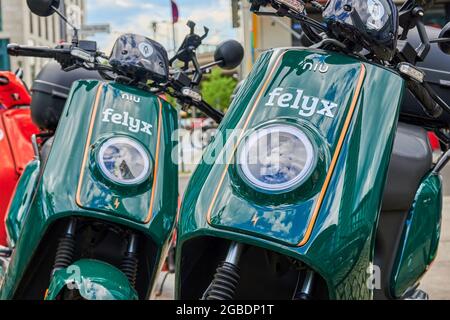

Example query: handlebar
[194,99,224,123]
[407,79,444,118]
[7,27,225,125]
[7,44,70,59]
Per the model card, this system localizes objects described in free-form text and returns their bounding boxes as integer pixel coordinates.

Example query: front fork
[201,242,244,300]
[293,270,315,300]
[51,218,140,288]
[202,242,316,300]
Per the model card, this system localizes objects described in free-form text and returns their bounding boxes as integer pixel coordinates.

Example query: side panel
[390,173,442,298]
[177,48,405,299]
[4,160,40,247]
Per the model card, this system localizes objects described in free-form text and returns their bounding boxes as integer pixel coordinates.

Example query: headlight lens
[237,124,315,193]
[97,137,151,185]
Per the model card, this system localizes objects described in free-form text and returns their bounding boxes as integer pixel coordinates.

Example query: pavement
[154,165,450,300]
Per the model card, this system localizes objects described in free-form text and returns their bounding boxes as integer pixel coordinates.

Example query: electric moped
[0,0,243,300]
[0,70,39,246]
[176,0,450,300]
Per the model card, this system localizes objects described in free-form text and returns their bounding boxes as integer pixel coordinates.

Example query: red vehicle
[428,132,441,151]
[0,70,39,246]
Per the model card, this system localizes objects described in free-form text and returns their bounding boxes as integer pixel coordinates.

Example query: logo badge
[102,108,153,136]
[121,93,141,103]
[300,54,329,73]
[138,42,154,58]
[265,87,338,118]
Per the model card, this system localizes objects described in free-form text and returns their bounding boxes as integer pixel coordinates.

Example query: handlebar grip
[407,80,443,118]
[195,100,224,124]
[7,44,60,59]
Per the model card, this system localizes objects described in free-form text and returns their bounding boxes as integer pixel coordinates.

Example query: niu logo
[300,54,330,73]
[121,93,141,103]
[302,62,329,73]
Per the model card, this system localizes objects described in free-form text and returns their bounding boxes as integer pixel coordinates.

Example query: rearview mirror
[214,40,244,70]
[27,0,60,17]
[438,22,450,54]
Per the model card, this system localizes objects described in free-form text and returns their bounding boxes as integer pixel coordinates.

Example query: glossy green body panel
[177,48,405,299]
[77,83,173,224]
[5,160,40,247]
[0,80,178,299]
[208,50,365,246]
[391,173,442,298]
[46,259,138,300]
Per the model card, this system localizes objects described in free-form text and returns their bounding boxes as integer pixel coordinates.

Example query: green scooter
[176,0,450,300]
[0,0,243,300]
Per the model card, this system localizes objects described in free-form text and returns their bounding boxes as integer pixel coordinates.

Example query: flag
[171,0,179,24]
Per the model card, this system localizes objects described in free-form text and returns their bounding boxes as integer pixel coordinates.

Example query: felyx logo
[102,108,153,136]
[266,87,338,118]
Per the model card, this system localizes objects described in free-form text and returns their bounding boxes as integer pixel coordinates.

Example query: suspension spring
[203,242,244,300]
[121,234,139,288]
[204,261,241,300]
[52,219,77,274]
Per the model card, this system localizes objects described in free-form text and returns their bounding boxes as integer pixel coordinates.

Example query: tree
[201,68,238,112]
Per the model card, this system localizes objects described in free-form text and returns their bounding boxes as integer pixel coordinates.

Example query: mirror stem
[50,5,79,45]
[200,60,223,72]
[430,38,450,44]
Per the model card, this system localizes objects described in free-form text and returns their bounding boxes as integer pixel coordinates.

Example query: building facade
[239,0,450,77]
[0,0,86,86]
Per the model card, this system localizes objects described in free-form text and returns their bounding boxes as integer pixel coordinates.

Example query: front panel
[178,48,406,299]
[75,83,164,224]
[204,50,365,246]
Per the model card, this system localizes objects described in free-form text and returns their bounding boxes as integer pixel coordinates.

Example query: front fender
[45,259,138,300]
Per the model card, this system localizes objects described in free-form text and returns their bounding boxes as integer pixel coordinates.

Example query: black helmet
[31,62,103,130]
[323,0,399,61]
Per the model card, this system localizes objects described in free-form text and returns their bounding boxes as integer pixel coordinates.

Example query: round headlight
[97,137,151,185]
[237,124,315,193]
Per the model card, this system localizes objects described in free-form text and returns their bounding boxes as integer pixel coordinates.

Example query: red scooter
[0,70,39,246]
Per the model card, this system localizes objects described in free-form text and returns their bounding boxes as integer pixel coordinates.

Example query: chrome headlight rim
[237,123,316,194]
[96,136,151,186]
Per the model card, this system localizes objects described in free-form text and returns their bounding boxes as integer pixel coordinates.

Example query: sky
[85,0,238,54]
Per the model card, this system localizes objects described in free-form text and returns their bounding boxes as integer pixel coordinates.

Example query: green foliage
[201,68,237,112]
